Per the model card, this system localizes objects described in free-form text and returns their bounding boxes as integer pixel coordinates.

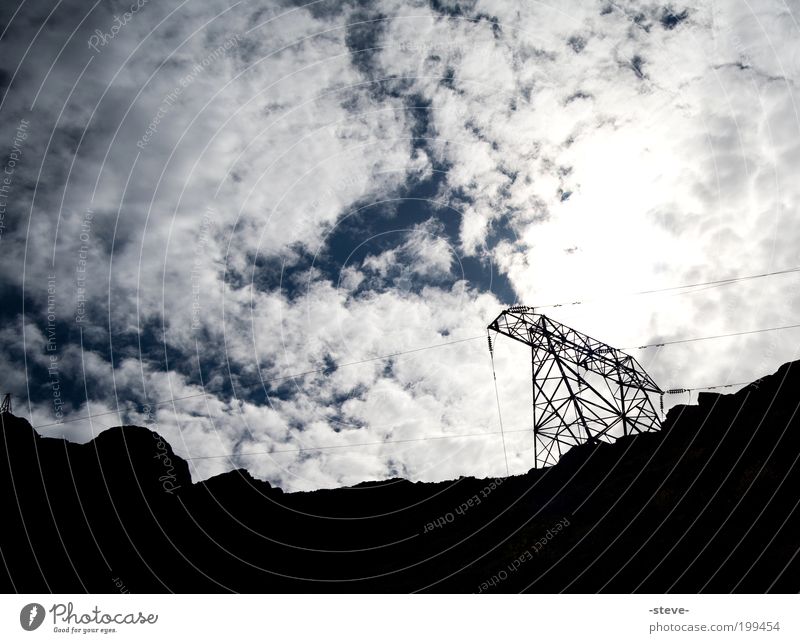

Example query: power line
[634,266,800,295]
[32,335,484,431]
[664,382,751,394]
[27,264,800,431]
[487,334,510,476]
[175,375,759,461]
[184,376,761,461]
[23,267,800,463]
[261,334,484,385]
[33,392,211,429]
[32,320,800,431]
[184,427,533,461]
[38,382,763,461]
[535,266,800,310]
[625,322,800,351]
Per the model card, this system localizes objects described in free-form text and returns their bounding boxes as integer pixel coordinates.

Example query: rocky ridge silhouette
[2,359,799,592]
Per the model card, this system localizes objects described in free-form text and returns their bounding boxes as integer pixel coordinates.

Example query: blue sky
[1,0,800,490]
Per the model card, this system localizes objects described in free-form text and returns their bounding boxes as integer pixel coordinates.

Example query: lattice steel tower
[487,306,663,468]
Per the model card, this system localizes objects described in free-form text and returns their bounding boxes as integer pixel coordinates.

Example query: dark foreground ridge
[2,361,800,592]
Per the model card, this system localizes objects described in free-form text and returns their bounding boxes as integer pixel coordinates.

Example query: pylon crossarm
[489,309,663,394]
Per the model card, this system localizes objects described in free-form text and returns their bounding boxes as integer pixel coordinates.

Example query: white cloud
[5,0,800,491]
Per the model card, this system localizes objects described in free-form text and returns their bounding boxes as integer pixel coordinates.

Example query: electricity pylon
[488,306,663,468]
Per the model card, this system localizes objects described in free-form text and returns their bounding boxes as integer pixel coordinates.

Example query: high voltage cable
[261,334,484,384]
[487,334,510,476]
[32,381,768,460]
[71,377,749,462]
[623,323,800,351]
[185,427,535,460]
[29,264,800,430]
[183,379,764,461]
[261,321,800,389]
[32,392,212,429]
[30,336,483,430]
[535,266,800,310]
[634,266,800,295]
[22,266,800,463]
[663,382,752,395]
[31,320,800,431]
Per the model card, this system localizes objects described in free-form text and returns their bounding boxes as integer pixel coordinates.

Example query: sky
[1,0,800,491]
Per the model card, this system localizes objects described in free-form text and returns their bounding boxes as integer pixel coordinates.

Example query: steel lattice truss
[488,306,663,468]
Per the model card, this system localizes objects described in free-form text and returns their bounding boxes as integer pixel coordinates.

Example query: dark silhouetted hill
[2,359,800,592]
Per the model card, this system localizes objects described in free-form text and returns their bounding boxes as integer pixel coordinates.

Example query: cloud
[3,0,800,490]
